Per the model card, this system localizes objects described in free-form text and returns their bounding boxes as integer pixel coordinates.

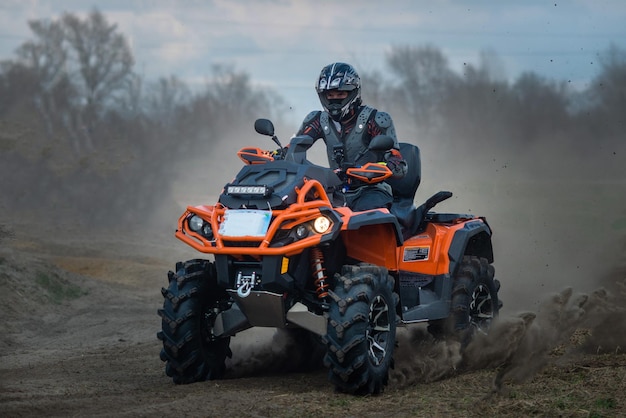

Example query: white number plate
[218,209,271,237]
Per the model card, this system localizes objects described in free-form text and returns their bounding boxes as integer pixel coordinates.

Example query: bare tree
[360,69,388,110]
[385,45,457,136]
[591,44,626,117]
[512,72,570,141]
[145,75,191,131]
[210,65,272,115]
[114,72,144,121]
[15,19,69,138]
[62,9,134,148]
[8,9,135,153]
[202,64,277,134]
[0,60,38,117]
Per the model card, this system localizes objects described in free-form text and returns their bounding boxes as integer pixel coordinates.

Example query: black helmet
[316,62,361,121]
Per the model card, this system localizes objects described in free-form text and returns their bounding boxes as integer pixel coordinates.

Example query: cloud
[1,0,624,124]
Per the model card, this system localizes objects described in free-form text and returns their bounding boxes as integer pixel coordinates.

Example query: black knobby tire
[157,259,231,384]
[428,256,501,346]
[324,264,398,395]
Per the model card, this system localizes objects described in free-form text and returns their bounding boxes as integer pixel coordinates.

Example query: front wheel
[324,264,398,395]
[157,259,231,384]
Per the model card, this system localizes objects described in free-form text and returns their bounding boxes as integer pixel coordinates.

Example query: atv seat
[387,142,421,237]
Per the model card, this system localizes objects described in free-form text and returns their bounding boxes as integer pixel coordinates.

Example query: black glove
[385,150,407,178]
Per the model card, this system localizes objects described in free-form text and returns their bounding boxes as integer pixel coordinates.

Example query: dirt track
[1,221,625,418]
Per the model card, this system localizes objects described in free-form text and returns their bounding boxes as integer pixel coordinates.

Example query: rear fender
[447,218,493,276]
[398,217,492,277]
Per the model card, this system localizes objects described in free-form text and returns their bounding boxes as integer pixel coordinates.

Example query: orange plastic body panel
[237,147,274,165]
[332,206,398,270]
[346,163,393,184]
[342,226,398,269]
[396,221,471,276]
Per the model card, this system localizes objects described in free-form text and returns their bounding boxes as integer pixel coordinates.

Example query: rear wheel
[428,256,501,346]
[157,259,231,384]
[324,264,398,395]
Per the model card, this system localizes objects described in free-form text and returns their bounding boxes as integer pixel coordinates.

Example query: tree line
[0,9,624,227]
[364,45,625,151]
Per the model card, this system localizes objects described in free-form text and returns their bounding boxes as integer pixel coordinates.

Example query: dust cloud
[225,328,325,378]
[390,264,626,391]
[222,262,626,391]
[415,130,626,310]
[386,105,626,389]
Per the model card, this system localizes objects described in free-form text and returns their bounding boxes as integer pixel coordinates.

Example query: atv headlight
[189,215,205,232]
[188,215,214,239]
[295,224,308,239]
[202,223,214,240]
[313,216,331,234]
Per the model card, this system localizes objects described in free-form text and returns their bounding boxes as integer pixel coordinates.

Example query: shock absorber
[310,247,329,299]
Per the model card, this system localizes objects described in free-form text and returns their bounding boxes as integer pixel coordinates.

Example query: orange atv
[158,119,501,395]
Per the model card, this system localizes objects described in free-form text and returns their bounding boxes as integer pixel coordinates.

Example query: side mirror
[368,135,395,152]
[254,118,275,137]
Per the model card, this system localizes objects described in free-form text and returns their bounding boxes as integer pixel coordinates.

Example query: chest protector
[320,106,375,170]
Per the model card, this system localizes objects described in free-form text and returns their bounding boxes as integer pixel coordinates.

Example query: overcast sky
[1,0,625,126]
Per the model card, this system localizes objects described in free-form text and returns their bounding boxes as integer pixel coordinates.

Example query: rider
[295,62,407,211]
